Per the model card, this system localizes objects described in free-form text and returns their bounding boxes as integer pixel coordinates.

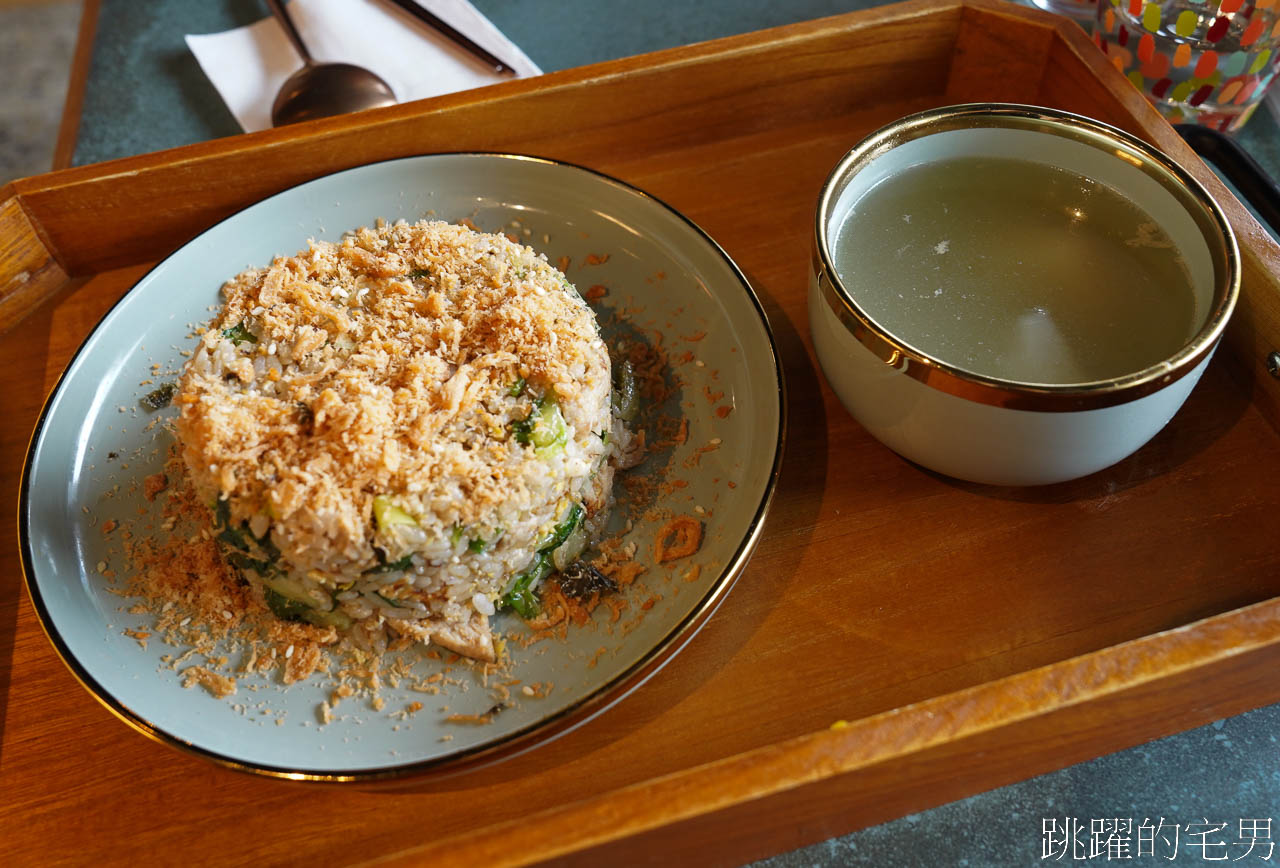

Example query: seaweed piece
[140,382,176,411]
[558,561,618,600]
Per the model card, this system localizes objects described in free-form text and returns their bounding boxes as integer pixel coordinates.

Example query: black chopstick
[379,0,515,75]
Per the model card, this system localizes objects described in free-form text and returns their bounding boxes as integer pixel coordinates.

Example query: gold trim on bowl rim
[813,103,1241,413]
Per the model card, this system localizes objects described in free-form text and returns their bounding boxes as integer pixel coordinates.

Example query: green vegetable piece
[214,504,279,565]
[262,578,352,629]
[507,377,526,398]
[364,552,413,575]
[614,359,639,422]
[529,396,566,450]
[502,585,539,619]
[373,495,417,532]
[217,526,251,552]
[530,552,554,584]
[227,551,273,577]
[468,537,488,554]
[449,524,465,546]
[539,502,584,554]
[222,322,258,346]
[140,382,176,411]
[511,393,566,452]
[552,519,588,571]
[301,607,353,630]
[254,526,281,560]
[533,420,567,455]
[500,552,553,618]
[213,497,231,529]
[374,590,407,609]
[263,586,313,622]
[500,505,588,617]
[511,417,534,445]
[408,268,431,280]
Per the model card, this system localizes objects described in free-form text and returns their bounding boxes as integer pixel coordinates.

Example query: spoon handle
[265,0,314,65]
[380,0,514,75]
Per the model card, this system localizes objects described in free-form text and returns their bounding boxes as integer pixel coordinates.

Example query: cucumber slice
[301,607,353,630]
[262,582,352,630]
[512,393,568,456]
[373,495,418,532]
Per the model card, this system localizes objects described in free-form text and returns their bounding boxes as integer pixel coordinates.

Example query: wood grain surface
[3,2,1279,865]
[50,0,96,174]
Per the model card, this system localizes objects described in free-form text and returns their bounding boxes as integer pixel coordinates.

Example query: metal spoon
[266,0,397,126]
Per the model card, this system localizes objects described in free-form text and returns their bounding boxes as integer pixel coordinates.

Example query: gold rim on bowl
[813,102,1240,413]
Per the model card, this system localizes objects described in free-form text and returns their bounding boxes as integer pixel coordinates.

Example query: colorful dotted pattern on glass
[1094,0,1280,131]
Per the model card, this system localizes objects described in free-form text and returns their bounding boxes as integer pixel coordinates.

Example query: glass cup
[1094,0,1280,132]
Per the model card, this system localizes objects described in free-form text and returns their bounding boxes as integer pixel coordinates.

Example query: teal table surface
[71,2,1280,865]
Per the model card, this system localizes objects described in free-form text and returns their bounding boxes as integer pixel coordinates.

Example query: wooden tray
[4,1,1280,863]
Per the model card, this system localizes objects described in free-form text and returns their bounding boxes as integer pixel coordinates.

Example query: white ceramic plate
[20,154,784,780]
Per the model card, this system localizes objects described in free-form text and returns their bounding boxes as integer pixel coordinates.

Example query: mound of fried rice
[174,219,632,661]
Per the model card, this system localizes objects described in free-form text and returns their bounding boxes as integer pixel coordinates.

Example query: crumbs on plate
[91,222,738,733]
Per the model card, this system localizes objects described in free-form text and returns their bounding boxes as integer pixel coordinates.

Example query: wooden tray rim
[5,1,1280,862]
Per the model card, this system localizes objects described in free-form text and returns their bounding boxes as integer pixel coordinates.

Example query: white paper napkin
[186,0,542,132]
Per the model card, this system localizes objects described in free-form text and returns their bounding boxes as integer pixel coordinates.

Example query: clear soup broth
[831,155,1200,384]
